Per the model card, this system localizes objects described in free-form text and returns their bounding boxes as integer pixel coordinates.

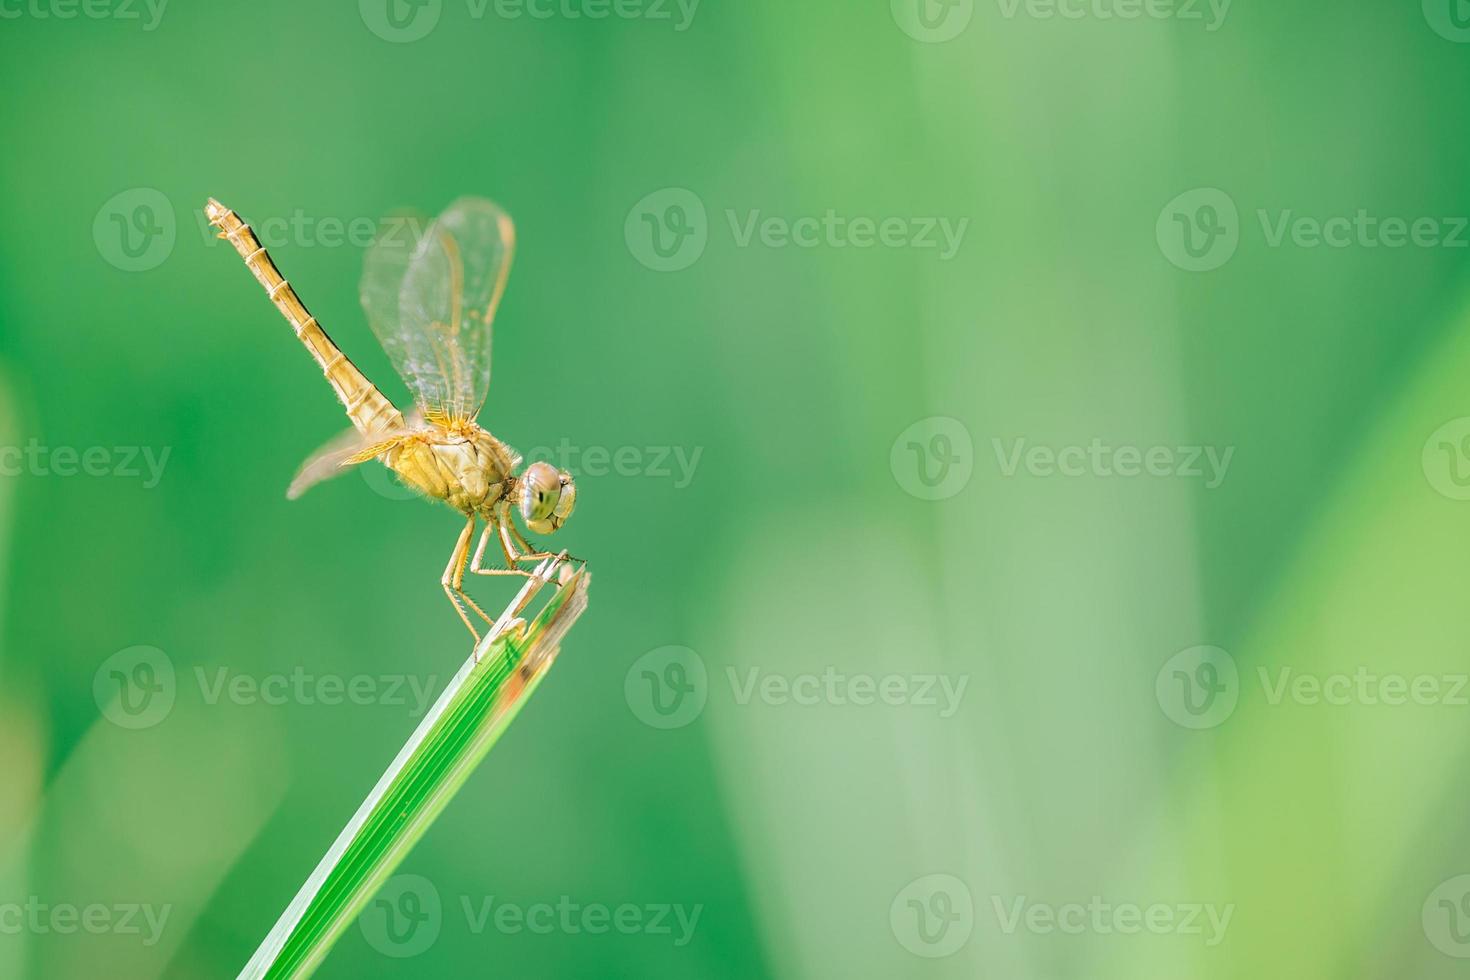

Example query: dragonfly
[204,196,578,643]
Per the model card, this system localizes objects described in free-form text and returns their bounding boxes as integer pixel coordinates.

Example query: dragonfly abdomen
[205,199,405,437]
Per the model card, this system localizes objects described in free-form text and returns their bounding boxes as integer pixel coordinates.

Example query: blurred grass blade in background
[238,558,590,980]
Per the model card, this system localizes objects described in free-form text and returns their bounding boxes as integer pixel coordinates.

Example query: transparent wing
[361,209,430,408]
[286,419,416,500]
[360,198,514,421]
[287,428,376,500]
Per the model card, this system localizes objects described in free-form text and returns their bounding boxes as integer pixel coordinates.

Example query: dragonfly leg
[468,514,538,578]
[507,521,569,562]
[496,512,576,578]
[442,516,493,640]
[450,521,495,624]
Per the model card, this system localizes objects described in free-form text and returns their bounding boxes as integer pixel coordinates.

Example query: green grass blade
[237,558,590,980]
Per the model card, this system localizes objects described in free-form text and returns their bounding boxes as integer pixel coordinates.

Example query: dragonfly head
[518,461,576,535]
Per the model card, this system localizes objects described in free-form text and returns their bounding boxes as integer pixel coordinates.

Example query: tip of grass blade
[239,557,590,980]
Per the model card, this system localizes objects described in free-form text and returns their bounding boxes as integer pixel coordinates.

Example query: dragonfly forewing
[361,198,514,421]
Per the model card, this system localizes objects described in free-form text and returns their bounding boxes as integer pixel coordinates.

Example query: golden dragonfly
[205,197,577,642]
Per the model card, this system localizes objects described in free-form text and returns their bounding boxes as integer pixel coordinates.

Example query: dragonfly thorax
[385,422,521,516]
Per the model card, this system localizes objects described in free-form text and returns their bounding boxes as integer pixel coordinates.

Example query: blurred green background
[5,0,1470,977]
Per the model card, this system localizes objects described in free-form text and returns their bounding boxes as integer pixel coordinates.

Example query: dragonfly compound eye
[551,473,576,528]
[520,461,562,529]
